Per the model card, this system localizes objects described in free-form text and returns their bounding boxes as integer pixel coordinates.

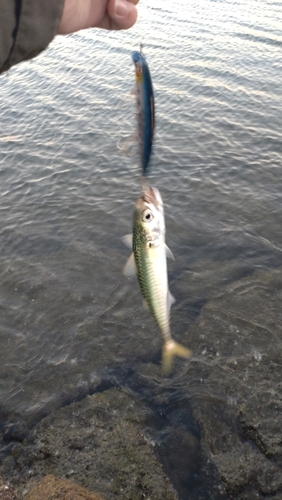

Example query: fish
[132,48,155,177]
[123,184,192,373]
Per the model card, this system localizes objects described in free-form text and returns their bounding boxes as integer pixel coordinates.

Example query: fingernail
[114,0,129,18]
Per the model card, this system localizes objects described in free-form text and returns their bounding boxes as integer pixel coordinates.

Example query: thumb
[106,0,139,30]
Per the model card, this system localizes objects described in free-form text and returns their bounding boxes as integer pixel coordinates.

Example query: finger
[59,0,108,34]
[99,0,139,30]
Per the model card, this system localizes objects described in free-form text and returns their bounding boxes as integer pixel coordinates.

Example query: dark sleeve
[0,0,65,73]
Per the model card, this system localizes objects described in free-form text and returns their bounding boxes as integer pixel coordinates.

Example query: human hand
[59,0,139,34]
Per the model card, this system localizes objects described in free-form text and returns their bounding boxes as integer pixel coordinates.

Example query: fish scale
[134,231,169,337]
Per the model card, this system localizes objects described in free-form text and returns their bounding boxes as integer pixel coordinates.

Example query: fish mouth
[135,178,163,211]
[141,186,161,205]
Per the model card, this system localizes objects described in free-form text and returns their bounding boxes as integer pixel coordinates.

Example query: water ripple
[0,0,282,424]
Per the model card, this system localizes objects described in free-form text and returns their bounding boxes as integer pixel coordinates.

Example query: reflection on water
[0,0,282,497]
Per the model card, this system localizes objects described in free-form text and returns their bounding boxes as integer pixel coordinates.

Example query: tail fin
[162,340,192,374]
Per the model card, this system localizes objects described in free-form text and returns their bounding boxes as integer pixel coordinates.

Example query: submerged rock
[0,477,19,500]
[181,266,282,499]
[5,389,177,500]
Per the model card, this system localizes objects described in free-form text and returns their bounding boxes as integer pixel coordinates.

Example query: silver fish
[124,185,191,373]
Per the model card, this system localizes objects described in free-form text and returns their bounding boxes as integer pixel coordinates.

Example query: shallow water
[0,0,282,497]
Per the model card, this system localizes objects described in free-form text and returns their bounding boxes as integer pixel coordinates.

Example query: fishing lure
[132,47,155,177]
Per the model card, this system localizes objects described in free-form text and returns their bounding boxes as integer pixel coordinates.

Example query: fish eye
[143,209,154,222]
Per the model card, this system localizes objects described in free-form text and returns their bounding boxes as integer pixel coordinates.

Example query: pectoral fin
[122,234,133,249]
[167,292,175,311]
[123,253,136,277]
[165,245,174,260]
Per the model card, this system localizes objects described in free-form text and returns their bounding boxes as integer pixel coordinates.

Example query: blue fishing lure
[132,49,155,177]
